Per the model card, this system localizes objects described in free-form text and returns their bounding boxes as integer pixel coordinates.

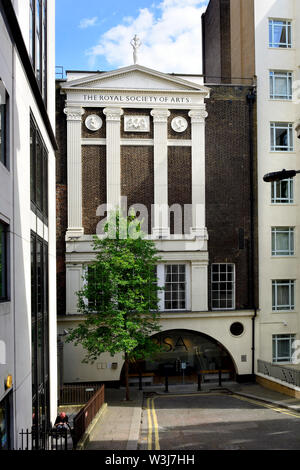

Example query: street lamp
[263,169,300,182]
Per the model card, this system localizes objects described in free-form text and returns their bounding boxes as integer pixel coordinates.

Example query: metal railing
[59,383,102,405]
[257,359,300,387]
[73,384,105,447]
[19,427,69,450]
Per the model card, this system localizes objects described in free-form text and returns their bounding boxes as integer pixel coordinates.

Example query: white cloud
[86,0,208,73]
[79,16,98,29]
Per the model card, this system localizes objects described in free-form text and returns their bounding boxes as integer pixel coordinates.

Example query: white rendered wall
[0,2,57,447]
[255,0,300,365]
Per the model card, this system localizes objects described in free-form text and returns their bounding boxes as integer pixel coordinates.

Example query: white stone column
[103,107,124,212]
[188,109,208,245]
[64,106,85,238]
[150,108,170,238]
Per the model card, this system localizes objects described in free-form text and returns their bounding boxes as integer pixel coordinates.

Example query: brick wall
[205,85,257,310]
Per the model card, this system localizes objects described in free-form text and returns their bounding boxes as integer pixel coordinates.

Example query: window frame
[272,279,295,311]
[0,83,9,169]
[271,227,294,256]
[269,19,292,48]
[0,221,9,302]
[30,114,48,224]
[271,178,294,204]
[272,334,295,363]
[269,70,292,100]
[211,263,235,311]
[157,263,190,312]
[270,122,294,152]
[29,0,47,102]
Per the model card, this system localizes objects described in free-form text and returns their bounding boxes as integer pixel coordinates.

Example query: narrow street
[139,391,300,450]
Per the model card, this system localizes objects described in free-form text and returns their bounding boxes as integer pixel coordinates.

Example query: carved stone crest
[171,116,188,133]
[124,115,150,132]
[85,114,103,131]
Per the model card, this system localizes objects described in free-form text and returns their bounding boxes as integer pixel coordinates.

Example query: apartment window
[30,0,47,101]
[272,280,295,311]
[271,178,293,204]
[272,334,295,363]
[270,122,294,152]
[269,19,292,48]
[270,71,292,100]
[30,116,48,222]
[272,227,294,256]
[0,222,8,302]
[211,264,235,310]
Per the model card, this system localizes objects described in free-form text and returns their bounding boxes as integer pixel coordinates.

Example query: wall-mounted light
[5,375,12,390]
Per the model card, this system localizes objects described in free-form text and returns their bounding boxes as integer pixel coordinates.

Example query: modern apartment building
[0,0,57,449]
[56,63,257,387]
[203,0,300,394]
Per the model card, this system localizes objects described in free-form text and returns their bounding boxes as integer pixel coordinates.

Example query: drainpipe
[246,87,258,380]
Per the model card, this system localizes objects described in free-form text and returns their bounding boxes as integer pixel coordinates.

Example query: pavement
[84,380,300,450]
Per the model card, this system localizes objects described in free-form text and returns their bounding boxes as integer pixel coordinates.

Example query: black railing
[257,359,300,387]
[19,427,70,450]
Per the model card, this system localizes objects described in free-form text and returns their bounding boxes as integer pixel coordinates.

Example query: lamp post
[263,169,300,182]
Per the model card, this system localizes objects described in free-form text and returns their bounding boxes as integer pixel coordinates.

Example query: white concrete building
[0,0,57,449]
[255,0,300,371]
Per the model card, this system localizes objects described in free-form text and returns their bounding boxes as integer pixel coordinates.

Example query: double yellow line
[147,397,160,450]
[146,392,300,450]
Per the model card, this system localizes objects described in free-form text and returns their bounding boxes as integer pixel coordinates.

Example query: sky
[55,0,209,76]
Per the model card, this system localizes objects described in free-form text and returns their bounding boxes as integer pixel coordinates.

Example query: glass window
[29,0,47,101]
[0,222,8,302]
[271,178,293,204]
[270,122,294,151]
[272,227,294,256]
[270,71,292,100]
[164,264,186,311]
[272,280,295,311]
[272,334,295,363]
[211,264,235,310]
[30,116,48,223]
[269,19,292,48]
[0,82,8,167]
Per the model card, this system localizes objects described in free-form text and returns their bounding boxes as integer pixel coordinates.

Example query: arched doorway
[124,329,236,385]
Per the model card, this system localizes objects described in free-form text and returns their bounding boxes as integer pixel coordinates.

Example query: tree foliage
[66,212,162,397]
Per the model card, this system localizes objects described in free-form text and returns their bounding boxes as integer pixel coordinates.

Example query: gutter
[247,88,258,378]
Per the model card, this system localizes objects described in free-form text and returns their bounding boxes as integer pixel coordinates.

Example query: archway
[123,329,236,385]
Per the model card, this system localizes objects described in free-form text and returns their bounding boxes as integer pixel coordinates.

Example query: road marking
[147,398,153,450]
[145,391,300,449]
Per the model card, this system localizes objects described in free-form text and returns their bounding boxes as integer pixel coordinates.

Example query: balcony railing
[257,359,300,387]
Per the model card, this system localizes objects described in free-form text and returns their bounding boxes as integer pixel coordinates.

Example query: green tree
[66,212,162,400]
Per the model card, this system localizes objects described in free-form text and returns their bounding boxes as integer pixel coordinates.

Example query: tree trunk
[124,352,130,401]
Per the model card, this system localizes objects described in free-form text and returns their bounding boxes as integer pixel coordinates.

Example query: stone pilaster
[150,108,170,238]
[103,107,124,212]
[64,106,85,238]
[188,109,208,244]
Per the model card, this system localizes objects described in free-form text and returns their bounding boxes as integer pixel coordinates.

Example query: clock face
[171,117,188,133]
[85,114,103,131]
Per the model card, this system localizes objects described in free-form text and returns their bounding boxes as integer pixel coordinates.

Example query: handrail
[73,384,105,447]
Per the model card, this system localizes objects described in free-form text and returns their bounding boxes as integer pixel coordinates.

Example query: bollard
[218,369,222,387]
[139,372,143,391]
[164,374,169,393]
[197,373,202,391]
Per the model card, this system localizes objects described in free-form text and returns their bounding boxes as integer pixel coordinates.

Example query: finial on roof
[130,34,141,65]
